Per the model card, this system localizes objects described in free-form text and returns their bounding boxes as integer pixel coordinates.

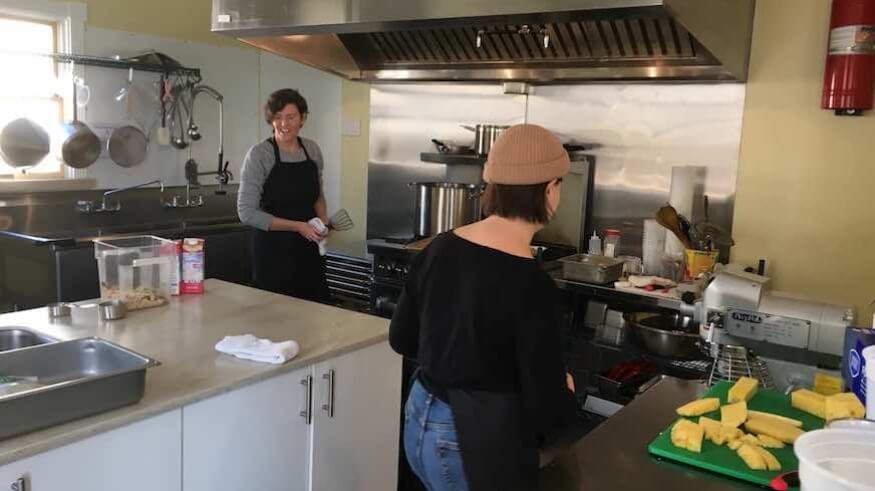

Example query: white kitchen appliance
[686,271,855,390]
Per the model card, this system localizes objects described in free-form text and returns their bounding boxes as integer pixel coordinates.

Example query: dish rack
[707,344,774,390]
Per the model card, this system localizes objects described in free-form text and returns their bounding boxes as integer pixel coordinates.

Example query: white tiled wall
[73,27,342,212]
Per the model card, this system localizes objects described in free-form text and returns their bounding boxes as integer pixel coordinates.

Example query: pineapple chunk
[719,425,744,446]
[736,444,767,470]
[728,377,760,403]
[728,439,744,450]
[748,410,804,428]
[677,398,720,417]
[721,401,748,428]
[753,446,782,471]
[671,419,704,453]
[741,433,762,446]
[756,434,786,449]
[745,418,804,444]
[825,392,866,421]
[699,416,722,443]
[792,389,826,419]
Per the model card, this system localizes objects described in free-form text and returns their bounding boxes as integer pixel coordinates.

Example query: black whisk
[328,209,354,231]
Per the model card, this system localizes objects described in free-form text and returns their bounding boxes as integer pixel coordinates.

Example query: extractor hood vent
[213,0,755,83]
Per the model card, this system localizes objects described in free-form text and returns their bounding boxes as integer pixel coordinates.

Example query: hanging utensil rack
[45,52,201,80]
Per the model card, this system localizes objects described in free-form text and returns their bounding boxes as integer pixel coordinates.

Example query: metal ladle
[170,100,188,150]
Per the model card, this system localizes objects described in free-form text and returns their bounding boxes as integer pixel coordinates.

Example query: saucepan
[61,78,101,169]
[461,124,510,156]
[0,118,50,168]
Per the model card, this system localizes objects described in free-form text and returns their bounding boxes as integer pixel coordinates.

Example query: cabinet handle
[10,476,26,491]
[321,369,335,418]
[299,375,313,425]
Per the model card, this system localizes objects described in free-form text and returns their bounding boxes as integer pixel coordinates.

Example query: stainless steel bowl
[47,303,71,318]
[98,300,127,321]
[626,312,700,359]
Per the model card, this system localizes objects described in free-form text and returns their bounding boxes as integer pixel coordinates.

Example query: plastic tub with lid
[795,428,875,491]
[93,235,176,310]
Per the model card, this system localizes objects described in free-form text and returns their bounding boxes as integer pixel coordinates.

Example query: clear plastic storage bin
[93,235,177,310]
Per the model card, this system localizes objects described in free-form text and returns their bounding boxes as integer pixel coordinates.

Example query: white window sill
[0,178,97,193]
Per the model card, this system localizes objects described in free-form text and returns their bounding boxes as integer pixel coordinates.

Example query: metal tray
[559,253,625,284]
[0,337,159,440]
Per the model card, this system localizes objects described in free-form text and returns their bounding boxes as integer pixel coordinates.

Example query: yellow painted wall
[733,0,875,324]
[50,0,244,47]
[335,79,370,244]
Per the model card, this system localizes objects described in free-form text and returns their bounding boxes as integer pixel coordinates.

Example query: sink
[0,328,58,352]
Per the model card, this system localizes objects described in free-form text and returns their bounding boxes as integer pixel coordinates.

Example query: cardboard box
[842,327,875,404]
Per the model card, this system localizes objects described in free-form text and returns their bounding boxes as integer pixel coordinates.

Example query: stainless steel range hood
[212,0,755,83]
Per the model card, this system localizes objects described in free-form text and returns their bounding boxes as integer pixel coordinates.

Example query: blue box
[842,327,875,404]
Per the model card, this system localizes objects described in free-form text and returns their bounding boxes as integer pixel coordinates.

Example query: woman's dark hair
[264,88,309,124]
[480,182,552,224]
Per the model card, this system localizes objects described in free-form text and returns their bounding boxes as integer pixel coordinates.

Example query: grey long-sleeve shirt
[237,137,324,231]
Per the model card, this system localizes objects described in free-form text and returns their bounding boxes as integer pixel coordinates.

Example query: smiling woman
[237,88,332,303]
[0,15,63,177]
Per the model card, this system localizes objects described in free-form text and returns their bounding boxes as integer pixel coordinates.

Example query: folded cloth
[308,218,328,256]
[215,334,300,365]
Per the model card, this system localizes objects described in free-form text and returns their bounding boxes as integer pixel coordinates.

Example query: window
[0,15,62,177]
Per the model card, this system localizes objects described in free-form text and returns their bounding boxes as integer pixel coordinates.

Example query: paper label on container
[829,25,875,54]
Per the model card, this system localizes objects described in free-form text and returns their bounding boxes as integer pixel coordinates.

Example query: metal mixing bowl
[626,312,701,359]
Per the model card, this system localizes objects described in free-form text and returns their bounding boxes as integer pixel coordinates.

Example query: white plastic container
[603,229,621,257]
[865,345,875,419]
[795,428,875,491]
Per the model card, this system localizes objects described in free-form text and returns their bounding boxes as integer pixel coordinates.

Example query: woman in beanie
[390,124,579,491]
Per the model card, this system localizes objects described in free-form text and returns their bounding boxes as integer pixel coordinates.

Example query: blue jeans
[404,379,470,491]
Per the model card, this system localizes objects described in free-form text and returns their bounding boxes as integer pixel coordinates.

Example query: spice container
[93,235,175,310]
[603,229,622,257]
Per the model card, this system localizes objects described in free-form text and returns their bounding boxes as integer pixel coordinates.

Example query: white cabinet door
[0,409,182,491]
[311,341,402,491]
[182,367,312,491]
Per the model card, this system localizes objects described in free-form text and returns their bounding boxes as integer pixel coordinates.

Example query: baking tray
[0,337,160,440]
[559,254,624,284]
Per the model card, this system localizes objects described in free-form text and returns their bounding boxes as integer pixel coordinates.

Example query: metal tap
[102,179,164,211]
[187,85,231,194]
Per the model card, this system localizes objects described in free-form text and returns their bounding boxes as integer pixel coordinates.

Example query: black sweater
[389,231,578,445]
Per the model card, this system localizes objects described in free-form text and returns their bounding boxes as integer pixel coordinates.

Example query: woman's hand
[294,221,328,242]
[566,372,576,393]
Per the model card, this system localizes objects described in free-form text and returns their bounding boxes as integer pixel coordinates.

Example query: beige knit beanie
[482,124,570,185]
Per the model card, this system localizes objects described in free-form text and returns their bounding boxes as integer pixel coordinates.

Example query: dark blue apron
[251,137,331,304]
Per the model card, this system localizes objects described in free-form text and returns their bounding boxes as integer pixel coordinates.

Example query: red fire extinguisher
[822,0,875,116]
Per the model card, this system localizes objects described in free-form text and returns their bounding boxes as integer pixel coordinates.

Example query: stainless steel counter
[537,377,760,491]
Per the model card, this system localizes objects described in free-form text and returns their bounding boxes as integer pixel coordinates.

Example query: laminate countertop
[0,279,390,465]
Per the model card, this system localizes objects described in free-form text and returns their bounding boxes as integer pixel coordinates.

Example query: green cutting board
[648,381,825,487]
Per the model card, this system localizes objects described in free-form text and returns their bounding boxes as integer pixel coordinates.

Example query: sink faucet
[187,85,231,195]
[102,179,164,211]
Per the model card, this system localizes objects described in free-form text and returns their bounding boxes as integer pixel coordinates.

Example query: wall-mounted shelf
[50,52,201,80]
[420,152,486,166]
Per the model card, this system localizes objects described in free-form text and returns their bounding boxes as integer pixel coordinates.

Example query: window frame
[0,0,86,181]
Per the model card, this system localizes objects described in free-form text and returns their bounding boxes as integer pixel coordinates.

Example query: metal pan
[626,312,701,359]
[0,118,50,168]
[108,72,149,168]
[61,80,100,169]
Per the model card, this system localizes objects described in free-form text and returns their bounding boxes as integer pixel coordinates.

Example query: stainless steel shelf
[49,53,201,79]
[419,152,486,166]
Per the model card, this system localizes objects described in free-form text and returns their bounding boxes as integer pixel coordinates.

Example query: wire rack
[707,344,774,389]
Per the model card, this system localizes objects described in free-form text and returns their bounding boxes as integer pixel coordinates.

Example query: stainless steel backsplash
[367,83,745,257]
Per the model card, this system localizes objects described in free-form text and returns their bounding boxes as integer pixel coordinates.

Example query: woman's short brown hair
[480,182,551,224]
[264,88,309,124]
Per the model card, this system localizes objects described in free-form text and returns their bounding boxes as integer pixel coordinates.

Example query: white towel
[215,334,300,365]
[308,218,328,256]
